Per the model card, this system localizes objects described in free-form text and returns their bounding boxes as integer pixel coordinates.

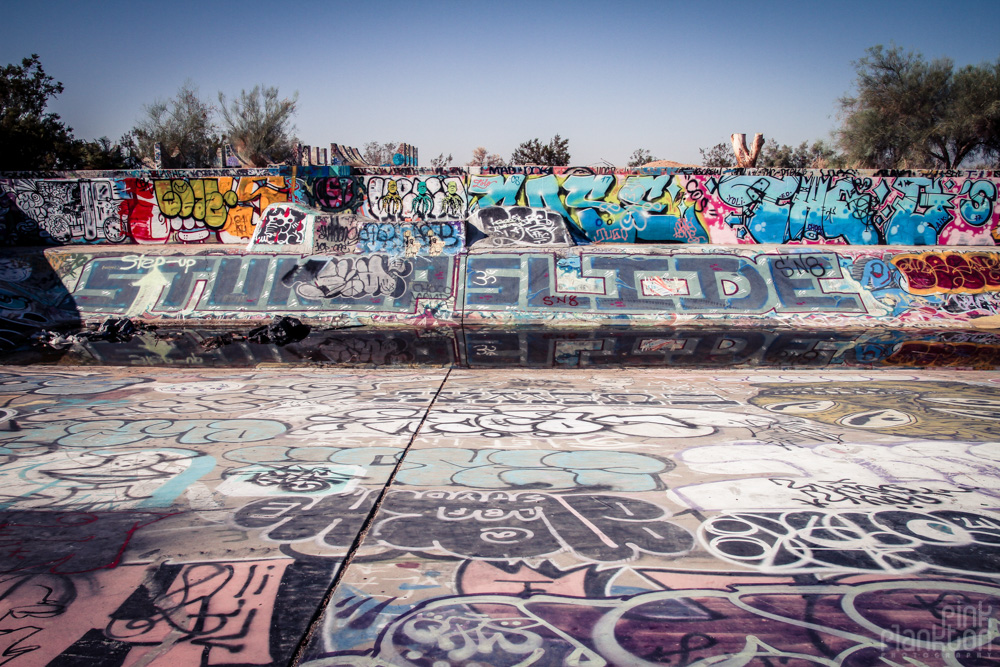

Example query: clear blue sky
[3,0,998,166]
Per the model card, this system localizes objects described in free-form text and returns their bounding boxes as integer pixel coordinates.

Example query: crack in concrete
[289,367,453,666]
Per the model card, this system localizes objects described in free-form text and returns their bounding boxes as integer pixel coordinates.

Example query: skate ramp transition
[2,165,999,330]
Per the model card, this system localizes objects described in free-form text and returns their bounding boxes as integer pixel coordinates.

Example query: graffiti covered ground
[3,366,1000,665]
[0,367,447,666]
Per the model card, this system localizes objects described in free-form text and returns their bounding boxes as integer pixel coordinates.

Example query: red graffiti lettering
[892,252,1000,295]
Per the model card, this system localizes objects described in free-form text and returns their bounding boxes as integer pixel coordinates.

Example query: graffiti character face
[447,182,457,195]
[417,182,428,196]
[387,181,399,196]
[749,381,1000,441]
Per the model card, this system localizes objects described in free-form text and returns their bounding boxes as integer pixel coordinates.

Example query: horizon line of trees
[696,45,999,170]
[3,44,997,172]
[0,55,299,171]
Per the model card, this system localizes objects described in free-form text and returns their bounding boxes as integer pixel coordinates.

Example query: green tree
[627,148,657,167]
[699,142,735,167]
[131,83,220,169]
[76,135,137,170]
[0,54,80,170]
[758,139,843,168]
[510,135,570,166]
[944,61,1000,167]
[218,85,298,167]
[838,45,1000,168]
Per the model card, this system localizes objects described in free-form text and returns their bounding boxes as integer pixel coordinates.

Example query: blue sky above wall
[3,0,998,166]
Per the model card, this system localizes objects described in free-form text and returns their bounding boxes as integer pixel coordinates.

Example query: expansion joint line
[291,367,453,665]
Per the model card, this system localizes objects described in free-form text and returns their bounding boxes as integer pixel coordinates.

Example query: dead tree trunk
[731,133,764,167]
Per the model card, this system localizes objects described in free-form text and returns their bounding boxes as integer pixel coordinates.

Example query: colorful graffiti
[364,175,468,221]
[59,251,458,323]
[9,245,1000,329]
[4,167,998,247]
[1,367,999,665]
[469,171,711,243]
[313,579,1000,665]
[710,173,999,245]
[892,250,1000,294]
[0,170,296,245]
[463,250,867,318]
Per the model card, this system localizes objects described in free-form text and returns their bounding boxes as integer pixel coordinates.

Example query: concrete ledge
[4,242,1000,330]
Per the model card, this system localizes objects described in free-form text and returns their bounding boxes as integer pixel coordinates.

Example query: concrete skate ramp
[2,166,997,246]
[10,325,1000,370]
[2,166,999,334]
[6,243,1000,330]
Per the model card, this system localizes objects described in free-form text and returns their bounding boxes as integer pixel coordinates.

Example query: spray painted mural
[0,168,322,246]
[3,167,998,247]
[3,366,1000,665]
[295,368,1000,665]
[7,244,1000,328]
[304,167,1000,247]
[459,246,1000,326]
[58,251,459,324]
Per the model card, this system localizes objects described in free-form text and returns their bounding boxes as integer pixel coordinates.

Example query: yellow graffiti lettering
[173,180,194,218]
[154,178,242,226]
[154,181,181,217]
[190,179,206,221]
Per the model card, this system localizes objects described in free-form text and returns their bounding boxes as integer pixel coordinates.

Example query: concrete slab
[301,369,1000,666]
[0,366,447,666]
[1,365,1000,665]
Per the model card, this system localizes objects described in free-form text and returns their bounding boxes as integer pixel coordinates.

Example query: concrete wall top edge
[4,167,1000,249]
[3,166,998,178]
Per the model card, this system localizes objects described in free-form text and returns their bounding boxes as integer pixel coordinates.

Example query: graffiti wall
[0,167,350,246]
[3,167,998,248]
[0,247,459,326]
[310,167,1000,246]
[7,244,1000,328]
[10,366,996,664]
[459,245,1000,326]
[2,165,998,330]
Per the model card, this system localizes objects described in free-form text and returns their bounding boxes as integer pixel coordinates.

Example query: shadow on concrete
[4,324,1000,370]
[0,247,80,359]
